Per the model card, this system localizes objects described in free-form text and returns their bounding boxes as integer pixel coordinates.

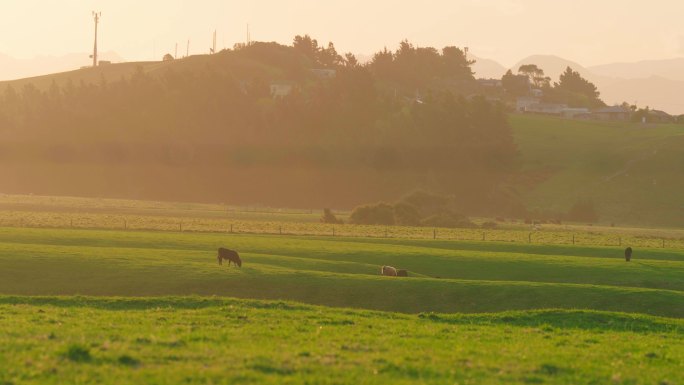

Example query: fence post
[619,237,621,247]
[332,227,335,237]
[385,227,388,238]
[482,232,486,241]
[124,219,127,230]
[230,224,233,233]
[433,229,436,240]
[179,222,183,232]
[662,239,665,248]
[279,226,282,235]
[528,233,532,243]
[70,219,73,228]
[572,234,575,245]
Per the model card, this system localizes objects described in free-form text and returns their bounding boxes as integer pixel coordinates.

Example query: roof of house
[650,110,672,117]
[594,106,631,114]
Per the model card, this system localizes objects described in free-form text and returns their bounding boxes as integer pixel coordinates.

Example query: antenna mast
[91,11,101,67]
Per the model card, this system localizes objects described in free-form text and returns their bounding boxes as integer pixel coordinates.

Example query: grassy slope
[1,227,682,317]
[1,297,682,385]
[0,48,296,93]
[511,114,684,226]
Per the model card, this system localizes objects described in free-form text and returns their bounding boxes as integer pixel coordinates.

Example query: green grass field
[1,222,683,384]
[2,297,682,385]
[511,114,684,227]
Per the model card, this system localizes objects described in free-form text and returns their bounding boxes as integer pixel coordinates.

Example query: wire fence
[0,210,682,250]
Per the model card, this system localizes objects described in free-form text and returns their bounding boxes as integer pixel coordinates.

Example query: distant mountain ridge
[472,54,684,115]
[588,57,684,82]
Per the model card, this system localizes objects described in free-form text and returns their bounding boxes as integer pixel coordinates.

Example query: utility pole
[91,11,101,67]
[186,39,190,57]
[175,43,178,59]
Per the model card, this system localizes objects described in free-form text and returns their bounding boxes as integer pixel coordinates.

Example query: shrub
[392,202,421,226]
[321,208,342,224]
[399,190,453,217]
[349,202,395,225]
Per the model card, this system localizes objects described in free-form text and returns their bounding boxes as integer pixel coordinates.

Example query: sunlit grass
[1,297,682,385]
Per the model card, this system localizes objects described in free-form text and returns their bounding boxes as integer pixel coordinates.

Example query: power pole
[91,11,101,67]
[186,39,190,57]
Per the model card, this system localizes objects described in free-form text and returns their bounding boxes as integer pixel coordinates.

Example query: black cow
[218,247,242,267]
[397,269,408,277]
[624,247,632,262]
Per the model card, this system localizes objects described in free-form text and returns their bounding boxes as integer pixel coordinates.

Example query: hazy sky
[1,0,683,67]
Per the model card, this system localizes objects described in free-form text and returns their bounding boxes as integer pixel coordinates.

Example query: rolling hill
[511,114,684,226]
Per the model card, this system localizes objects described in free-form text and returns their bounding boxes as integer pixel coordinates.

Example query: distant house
[530,88,544,98]
[649,110,674,123]
[561,107,590,119]
[477,78,503,88]
[270,82,294,98]
[516,97,540,112]
[310,69,337,79]
[525,103,567,115]
[592,106,632,121]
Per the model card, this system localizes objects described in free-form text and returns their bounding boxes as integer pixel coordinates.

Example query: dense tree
[501,69,530,96]
[550,67,604,108]
[518,64,550,88]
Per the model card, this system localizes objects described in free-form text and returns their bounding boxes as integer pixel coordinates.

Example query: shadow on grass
[2,296,681,335]
[418,309,683,334]
[0,295,310,312]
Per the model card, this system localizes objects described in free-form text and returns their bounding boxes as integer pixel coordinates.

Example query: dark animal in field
[397,269,408,277]
[218,247,242,267]
[381,265,397,277]
[624,247,633,262]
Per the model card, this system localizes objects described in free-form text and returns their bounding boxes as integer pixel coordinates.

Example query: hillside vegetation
[512,114,684,226]
[0,39,514,213]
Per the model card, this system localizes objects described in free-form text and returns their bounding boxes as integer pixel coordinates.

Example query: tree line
[0,36,519,214]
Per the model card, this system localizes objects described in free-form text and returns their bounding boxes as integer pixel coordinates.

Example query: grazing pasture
[1,297,682,385]
[1,225,682,384]
[0,227,682,316]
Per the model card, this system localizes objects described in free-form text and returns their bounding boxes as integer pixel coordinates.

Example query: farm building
[525,103,567,115]
[516,96,540,112]
[649,110,674,123]
[310,69,337,79]
[477,78,503,88]
[561,107,590,119]
[592,106,632,121]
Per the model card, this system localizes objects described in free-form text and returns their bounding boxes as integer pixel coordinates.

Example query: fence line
[0,210,681,250]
